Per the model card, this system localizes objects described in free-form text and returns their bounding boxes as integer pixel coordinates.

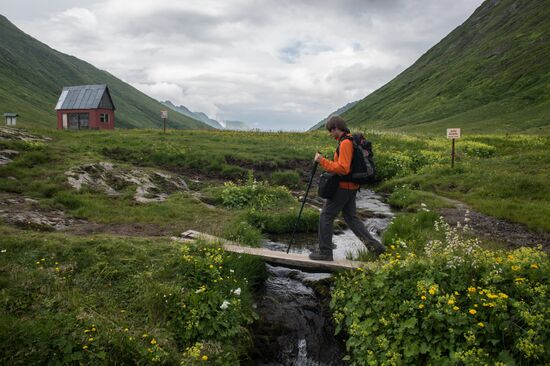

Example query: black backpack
[337,133,375,184]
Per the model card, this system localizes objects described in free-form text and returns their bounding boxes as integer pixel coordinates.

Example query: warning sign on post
[160,110,168,119]
[447,128,461,139]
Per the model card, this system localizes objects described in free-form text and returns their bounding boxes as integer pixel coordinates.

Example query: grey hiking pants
[319,188,385,253]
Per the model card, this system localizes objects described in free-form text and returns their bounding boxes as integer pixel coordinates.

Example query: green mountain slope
[340,0,550,134]
[0,15,210,130]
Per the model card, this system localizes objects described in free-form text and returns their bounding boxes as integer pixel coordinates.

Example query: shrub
[243,208,319,234]
[332,219,549,365]
[375,151,414,181]
[460,141,496,158]
[223,221,263,247]
[215,174,293,210]
[270,170,301,188]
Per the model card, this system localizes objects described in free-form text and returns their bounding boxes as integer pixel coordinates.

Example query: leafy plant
[332,219,550,365]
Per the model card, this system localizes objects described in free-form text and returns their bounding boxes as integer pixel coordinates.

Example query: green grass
[0,226,266,365]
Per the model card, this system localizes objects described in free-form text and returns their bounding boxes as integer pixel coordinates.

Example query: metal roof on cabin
[55,84,114,110]
[3,113,18,117]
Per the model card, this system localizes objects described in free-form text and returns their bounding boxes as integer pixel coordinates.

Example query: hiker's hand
[314,152,323,162]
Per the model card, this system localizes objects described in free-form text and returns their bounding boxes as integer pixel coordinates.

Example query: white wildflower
[232,288,241,296]
[1,249,6,253]
[220,300,230,310]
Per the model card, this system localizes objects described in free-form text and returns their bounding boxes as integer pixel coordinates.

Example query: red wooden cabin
[55,84,115,130]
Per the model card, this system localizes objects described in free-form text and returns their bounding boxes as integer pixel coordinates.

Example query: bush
[214,174,293,209]
[244,208,319,234]
[332,219,550,365]
[270,170,301,188]
[223,221,263,247]
[460,141,496,158]
[375,151,415,181]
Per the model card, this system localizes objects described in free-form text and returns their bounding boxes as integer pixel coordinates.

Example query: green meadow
[1,126,549,364]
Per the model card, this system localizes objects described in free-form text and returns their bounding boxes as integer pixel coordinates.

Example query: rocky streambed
[248,190,394,365]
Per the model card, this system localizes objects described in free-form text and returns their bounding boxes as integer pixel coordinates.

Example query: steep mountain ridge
[335,0,550,134]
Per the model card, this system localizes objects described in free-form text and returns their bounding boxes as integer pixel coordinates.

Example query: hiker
[309,116,386,261]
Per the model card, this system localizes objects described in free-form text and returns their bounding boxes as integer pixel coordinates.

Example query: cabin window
[100,113,109,123]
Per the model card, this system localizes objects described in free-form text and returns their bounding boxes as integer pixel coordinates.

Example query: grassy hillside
[340,0,550,134]
[0,15,210,130]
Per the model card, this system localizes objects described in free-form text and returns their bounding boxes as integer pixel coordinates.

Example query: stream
[248,190,394,365]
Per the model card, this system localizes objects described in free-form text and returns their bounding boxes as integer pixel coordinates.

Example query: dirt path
[436,197,549,251]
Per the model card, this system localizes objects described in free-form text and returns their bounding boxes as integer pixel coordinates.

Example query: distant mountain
[323,0,550,134]
[309,100,359,131]
[161,101,224,129]
[0,15,210,130]
[224,120,251,131]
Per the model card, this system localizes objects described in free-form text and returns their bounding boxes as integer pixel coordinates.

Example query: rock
[0,127,50,142]
[0,149,19,165]
[65,162,189,203]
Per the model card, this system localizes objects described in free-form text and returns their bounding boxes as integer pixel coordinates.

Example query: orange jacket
[319,134,360,190]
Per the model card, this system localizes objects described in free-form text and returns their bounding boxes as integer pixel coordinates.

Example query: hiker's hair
[325,116,350,133]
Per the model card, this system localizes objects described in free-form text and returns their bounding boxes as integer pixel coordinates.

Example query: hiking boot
[309,250,334,261]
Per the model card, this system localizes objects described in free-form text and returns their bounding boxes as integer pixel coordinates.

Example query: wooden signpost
[161,110,168,133]
[447,128,461,168]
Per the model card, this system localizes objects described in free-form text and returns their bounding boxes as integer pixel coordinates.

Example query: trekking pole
[286,161,319,254]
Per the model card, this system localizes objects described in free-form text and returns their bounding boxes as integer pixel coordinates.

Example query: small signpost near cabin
[447,128,461,168]
[161,110,168,133]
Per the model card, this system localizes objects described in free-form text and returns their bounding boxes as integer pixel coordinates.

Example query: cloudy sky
[3,0,483,130]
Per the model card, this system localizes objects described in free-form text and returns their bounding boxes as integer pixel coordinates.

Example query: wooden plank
[178,230,372,273]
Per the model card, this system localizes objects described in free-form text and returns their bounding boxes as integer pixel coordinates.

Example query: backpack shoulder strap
[336,134,354,155]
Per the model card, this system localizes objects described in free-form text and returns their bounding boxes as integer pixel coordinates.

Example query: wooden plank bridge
[177,230,372,273]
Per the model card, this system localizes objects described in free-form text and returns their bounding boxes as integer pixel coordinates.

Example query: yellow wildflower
[82,345,88,350]
[150,338,157,345]
[91,327,96,332]
[469,309,477,315]
[511,265,520,271]
[530,264,539,269]
[453,306,459,311]
[124,328,129,332]
[514,278,525,283]
[421,295,426,300]
[478,322,485,328]
[468,287,476,293]
[88,338,94,342]
[418,304,425,309]
[498,293,508,299]
[202,355,208,361]
[209,264,214,269]
[429,287,436,295]
[448,299,455,305]
[142,333,148,338]
[454,291,460,296]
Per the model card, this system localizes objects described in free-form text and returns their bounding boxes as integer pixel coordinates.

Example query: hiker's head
[325,116,350,138]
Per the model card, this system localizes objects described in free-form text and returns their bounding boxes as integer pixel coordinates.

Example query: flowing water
[248,190,394,365]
